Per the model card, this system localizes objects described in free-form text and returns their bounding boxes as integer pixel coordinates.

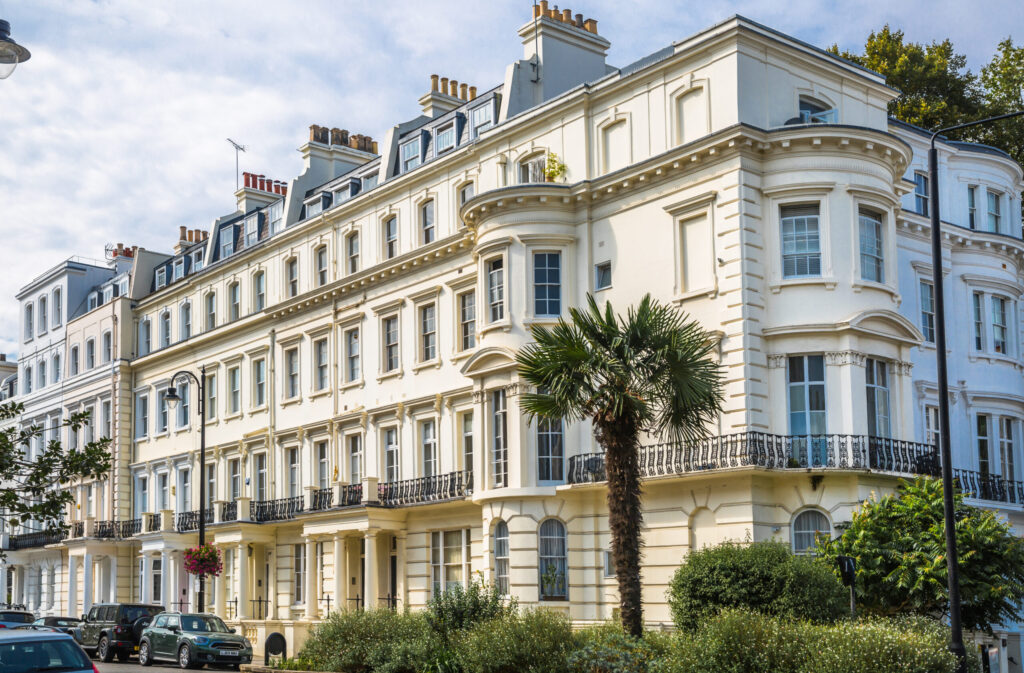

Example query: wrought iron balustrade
[339,483,363,506]
[250,496,304,522]
[309,488,334,511]
[70,521,85,538]
[145,513,161,532]
[7,529,66,550]
[954,469,1024,505]
[94,520,117,538]
[221,501,238,522]
[377,470,472,507]
[567,433,939,485]
[175,509,214,532]
[118,519,142,538]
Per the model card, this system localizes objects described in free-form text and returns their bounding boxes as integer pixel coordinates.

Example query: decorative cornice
[824,350,866,366]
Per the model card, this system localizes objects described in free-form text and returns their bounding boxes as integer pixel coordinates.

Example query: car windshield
[180,616,230,633]
[120,606,162,625]
[51,621,78,628]
[0,638,92,672]
[0,613,33,624]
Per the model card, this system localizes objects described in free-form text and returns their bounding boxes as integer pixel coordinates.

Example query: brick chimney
[419,74,476,118]
[236,170,290,214]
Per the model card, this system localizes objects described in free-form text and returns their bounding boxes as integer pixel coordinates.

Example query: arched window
[285,258,299,297]
[70,345,80,375]
[315,245,329,287]
[792,509,830,555]
[519,153,546,184]
[420,200,435,245]
[494,520,510,595]
[52,288,62,327]
[159,311,171,348]
[252,271,266,311]
[179,302,192,340]
[538,519,567,600]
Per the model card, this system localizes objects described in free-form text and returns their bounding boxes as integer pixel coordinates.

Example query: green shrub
[295,608,439,673]
[456,608,574,673]
[427,578,517,640]
[568,623,662,673]
[667,540,846,630]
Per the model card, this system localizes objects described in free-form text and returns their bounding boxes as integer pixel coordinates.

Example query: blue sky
[0,0,1020,355]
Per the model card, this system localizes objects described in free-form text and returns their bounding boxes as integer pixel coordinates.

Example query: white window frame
[400,137,421,172]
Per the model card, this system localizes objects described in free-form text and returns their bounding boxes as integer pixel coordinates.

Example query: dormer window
[362,174,378,191]
[435,123,456,155]
[191,249,204,272]
[471,103,494,138]
[305,197,323,219]
[400,137,421,172]
[155,268,166,290]
[102,286,113,303]
[268,201,283,235]
[798,97,836,124]
[220,227,234,259]
[244,214,259,247]
[173,258,185,280]
[88,292,99,310]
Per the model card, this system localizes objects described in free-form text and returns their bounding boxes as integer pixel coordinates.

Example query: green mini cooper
[138,613,252,669]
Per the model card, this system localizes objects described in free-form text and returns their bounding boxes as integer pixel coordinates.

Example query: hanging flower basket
[184,543,223,577]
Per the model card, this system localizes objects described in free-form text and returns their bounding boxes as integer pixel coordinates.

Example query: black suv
[76,603,164,662]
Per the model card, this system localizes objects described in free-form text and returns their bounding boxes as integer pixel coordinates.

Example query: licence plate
[133,647,139,652]
[220,651,239,656]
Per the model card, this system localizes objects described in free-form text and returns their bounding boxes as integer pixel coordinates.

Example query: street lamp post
[929,106,1024,673]
[0,20,31,79]
[164,366,207,613]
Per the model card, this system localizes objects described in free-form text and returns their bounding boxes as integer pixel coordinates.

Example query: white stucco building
[2,7,1022,668]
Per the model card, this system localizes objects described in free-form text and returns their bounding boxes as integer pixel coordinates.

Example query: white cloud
[0,0,1019,354]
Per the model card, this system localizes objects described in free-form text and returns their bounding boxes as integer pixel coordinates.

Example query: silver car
[0,630,95,673]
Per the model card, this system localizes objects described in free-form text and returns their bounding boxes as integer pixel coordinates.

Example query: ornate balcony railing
[221,501,238,522]
[7,529,66,550]
[567,433,939,485]
[70,521,85,538]
[954,469,1024,505]
[339,483,363,507]
[175,509,214,533]
[250,496,304,523]
[94,520,117,538]
[309,488,334,511]
[145,513,161,533]
[377,470,472,507]
[118,519,142,538]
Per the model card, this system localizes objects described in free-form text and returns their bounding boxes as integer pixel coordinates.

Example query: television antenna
[227,138,247,191]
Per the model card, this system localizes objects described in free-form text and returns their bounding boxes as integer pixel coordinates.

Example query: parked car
[0,629,96,673]
[76,603,163,662]
[28,617,82,635]
[0,611,34,629]
[139,613,252,669]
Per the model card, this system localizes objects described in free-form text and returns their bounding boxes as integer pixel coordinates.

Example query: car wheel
[139,640,153,667]
[179,644,198,670]
[98,636,115,663]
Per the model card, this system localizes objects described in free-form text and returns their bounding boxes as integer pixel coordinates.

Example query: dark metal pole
[198,365,206,613]
[929,142,966,672]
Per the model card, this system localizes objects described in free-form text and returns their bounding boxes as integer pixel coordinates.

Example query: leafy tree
[0,402,111,545]
[666,540,847,630]
[977,37,1024,168]
[517,294,723,637]
[830,26,984,131]
[817,477,1024,633]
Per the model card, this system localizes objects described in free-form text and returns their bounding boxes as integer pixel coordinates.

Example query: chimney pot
[539,0,548,16]
[459,83,468,99]
[574,12,583,26]
[548,5,558,18]
[449,79,458,96]
[179,225,187,240]
[430,74,439,92]
[583,18,597,33]
[372,140,379,154]
[116,243,124,254]
[562,8,571,21]
[187,229,194,242]
[259,176,267,191]
[532,3,540,17]
[469,86,477,100]
[130,245,138,256]
[281,186,287,196]
[440,77,449,93]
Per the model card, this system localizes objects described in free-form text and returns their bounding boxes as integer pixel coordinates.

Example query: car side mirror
[229,628,236,634]
[171,626,180,633]
[81,615,88,623]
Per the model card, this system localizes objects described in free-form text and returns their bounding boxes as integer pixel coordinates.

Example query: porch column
[159,550,169,607]
[304,538,318,619]
[15,566,25,606]
[141,554,152,604]
[214,546,226,618]
[40,565,51,613]
[82,553,94,613]
[108,553,118,603]
[363,532,378,609]
[0,563,8,605]
[167,551,179,611]
[332,536,346,612]
[66,558,78,616]
[395,533,407,610]
[237,543,250,619]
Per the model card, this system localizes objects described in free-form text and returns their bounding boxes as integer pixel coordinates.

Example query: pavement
[95,657,265,673]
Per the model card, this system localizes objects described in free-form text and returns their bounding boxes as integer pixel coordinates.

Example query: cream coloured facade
[3,9,1024,667]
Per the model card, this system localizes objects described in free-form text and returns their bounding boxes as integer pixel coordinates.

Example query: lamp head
[0,20,31,80]
[164,386,182,410]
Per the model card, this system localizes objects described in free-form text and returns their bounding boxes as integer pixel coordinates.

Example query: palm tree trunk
[596,415,644,638]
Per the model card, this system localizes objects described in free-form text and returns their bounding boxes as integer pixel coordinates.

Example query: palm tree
[517,294,723,637]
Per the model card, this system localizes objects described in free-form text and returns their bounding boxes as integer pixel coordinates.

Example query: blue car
[0,629,96,673]
[0,611,34,630]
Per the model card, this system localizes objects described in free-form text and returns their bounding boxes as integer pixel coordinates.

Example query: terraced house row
[3,7,1024,665]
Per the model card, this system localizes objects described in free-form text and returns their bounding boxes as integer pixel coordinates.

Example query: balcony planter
[184,543,222,577]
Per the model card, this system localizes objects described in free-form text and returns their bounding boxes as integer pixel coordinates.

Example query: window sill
[851,280,899,301]
[412,359,442,373]
[450,349,475,364]
[968,352,1023,369]
[594,284,612,293]
[769,276,837,293]
[249,404,268,414]
[480,321,512,337]
[223,412,243,422]
[377,370,404,383]
[340,379,365,392]
[153,430,169,439]
[523,317,561,328]
[173,426,192,435]
[281,396,303,408]
[673,286,717,304]
[309,388,331,400]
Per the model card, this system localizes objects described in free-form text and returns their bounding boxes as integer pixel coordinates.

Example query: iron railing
[94,520,117,538]
[221,501,238,522]
[339,483,363,506]
[954,469,1024,505]
[70,521,85,538]
[175,509,214,532]
[250,496,304,522]
[7,530,66,550]
[145,513,161,532]
[118,519,142,538]
[567,433,939,485]
[309,488,334,511]
[377,470,473,506]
